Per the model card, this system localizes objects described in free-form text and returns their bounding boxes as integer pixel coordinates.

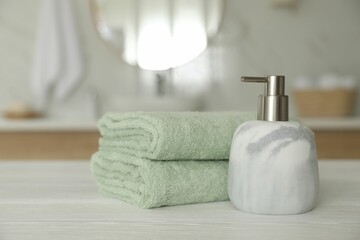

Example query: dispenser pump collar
[241,75,289,122]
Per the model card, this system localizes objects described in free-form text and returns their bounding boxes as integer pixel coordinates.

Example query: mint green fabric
[92,152,228,208]
[92,111,255,208]
[97,111,254,160]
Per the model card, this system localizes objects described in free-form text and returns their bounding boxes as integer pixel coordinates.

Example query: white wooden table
[0,160,359,240]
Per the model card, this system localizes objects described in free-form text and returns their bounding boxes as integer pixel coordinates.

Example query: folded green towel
[91,152,228,208]
[92,111,255,208]
[98,111,254,160]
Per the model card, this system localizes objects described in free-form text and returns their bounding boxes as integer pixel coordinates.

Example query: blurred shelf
[0,117,359,159]
[0,118,99,159]
[301,117,360,159]
[0,131,100,160]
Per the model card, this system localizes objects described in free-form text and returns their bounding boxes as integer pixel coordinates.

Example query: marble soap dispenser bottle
[228,75,319,215]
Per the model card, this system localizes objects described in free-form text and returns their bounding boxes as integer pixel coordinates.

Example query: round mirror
[90,0,224,71]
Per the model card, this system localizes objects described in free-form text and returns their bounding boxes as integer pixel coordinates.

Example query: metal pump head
[241,75,289,121]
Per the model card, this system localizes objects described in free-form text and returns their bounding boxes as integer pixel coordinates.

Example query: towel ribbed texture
[91,112,254,208]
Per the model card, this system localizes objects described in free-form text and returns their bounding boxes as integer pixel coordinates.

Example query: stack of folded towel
[91,112,254,208]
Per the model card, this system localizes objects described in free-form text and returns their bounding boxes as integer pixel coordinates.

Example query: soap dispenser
[228,75,319,215]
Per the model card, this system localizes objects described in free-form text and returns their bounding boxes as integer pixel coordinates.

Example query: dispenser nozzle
[241,75,288,122]
[241,76,268,83]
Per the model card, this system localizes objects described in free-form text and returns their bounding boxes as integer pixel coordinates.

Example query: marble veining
[228,120,319,215]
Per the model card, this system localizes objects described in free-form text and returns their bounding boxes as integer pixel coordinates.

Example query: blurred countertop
[0,117,359,132]
[301,117,360,130]
[0,118,98,131]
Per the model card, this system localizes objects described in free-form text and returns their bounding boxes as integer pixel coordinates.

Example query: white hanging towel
[53,0,83,102]
[31,0,83,109]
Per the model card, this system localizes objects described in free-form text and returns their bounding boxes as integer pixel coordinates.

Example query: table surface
[0,160,359,240]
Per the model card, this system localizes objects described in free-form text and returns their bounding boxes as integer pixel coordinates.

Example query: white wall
[201,0,360,114]
[0,0,359,117]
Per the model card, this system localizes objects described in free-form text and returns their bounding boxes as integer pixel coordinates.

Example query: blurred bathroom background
[0,0,359,159]
[0,0,360,120]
